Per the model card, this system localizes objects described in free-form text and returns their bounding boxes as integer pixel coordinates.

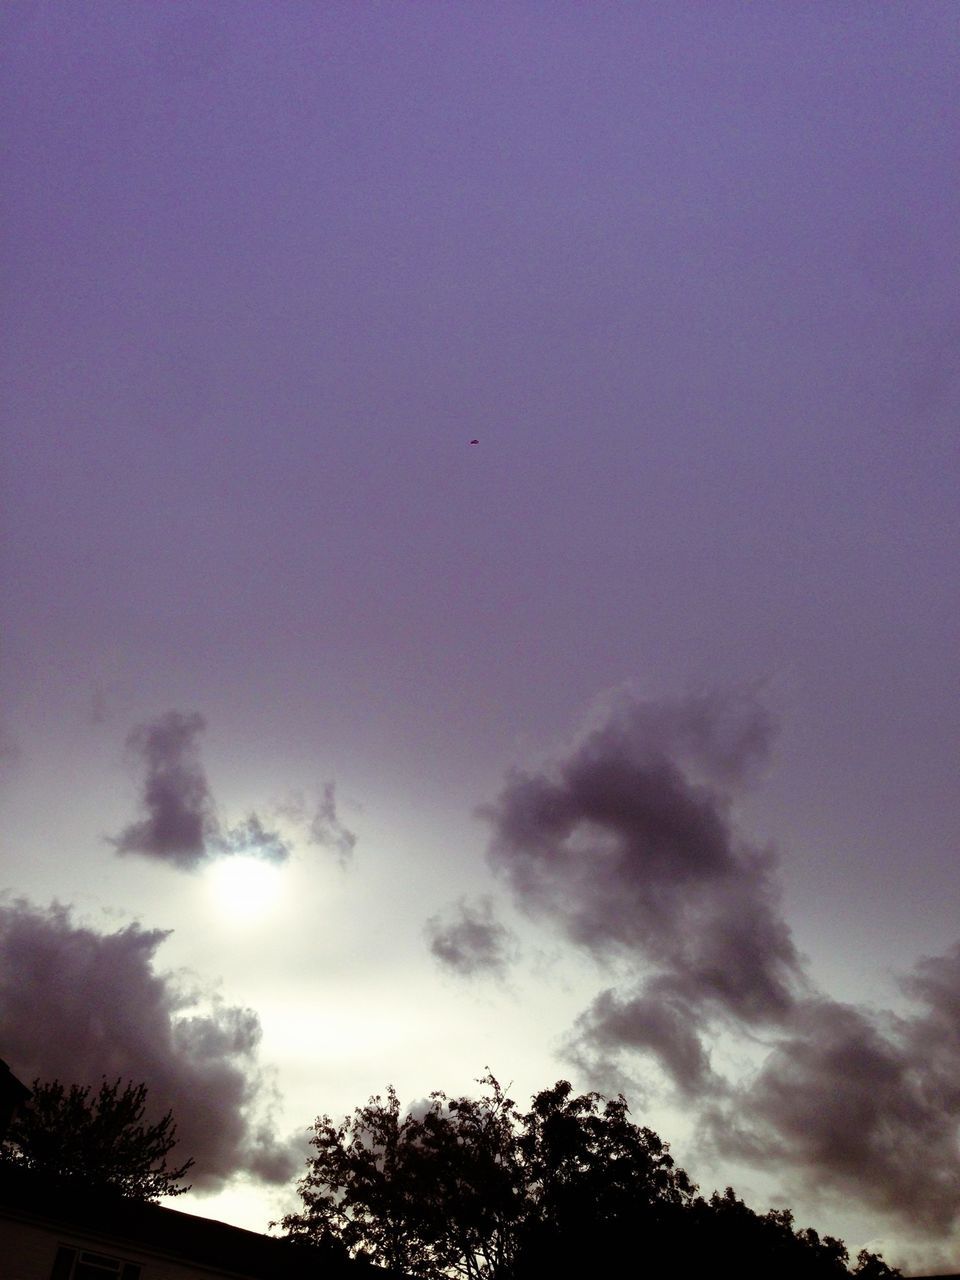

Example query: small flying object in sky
[469,438,479,445]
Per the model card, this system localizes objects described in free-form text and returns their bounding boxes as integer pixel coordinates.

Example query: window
[50,1246,141,1280]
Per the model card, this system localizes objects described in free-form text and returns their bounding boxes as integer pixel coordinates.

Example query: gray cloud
[108,711,290,870]
[426,897,516,979]
[277,782,357,866]
[577,685,779,789]
[308,782,357,865]
[482,688,960,1244]
[0,897,302,1191]
[221,812,291,864]
[483,689,803,1029]
[704,976,960,1234]
[109,711,217,868]
[564,984,724,1099]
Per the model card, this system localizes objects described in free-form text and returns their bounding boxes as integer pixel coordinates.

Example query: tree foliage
[281,1073,524,1278]
[281,1073,899,1280]
[0,1077,194,1201]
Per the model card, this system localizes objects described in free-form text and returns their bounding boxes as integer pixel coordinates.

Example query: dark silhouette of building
[0,1058,31,1141]
[0,1163,397,1279]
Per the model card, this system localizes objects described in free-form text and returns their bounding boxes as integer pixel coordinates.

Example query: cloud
[481,687,960,1248]
[109,711,217,868]
[482,688,803,1031]
[704,976,960,1234]
[0,897,302,1191]
[425,897,516,978]
[564,984,724,1099]
[108,711,290,870]
[221,812,291,864]
[308,782,357,864]
[277,782,357,866]
[577,685,779,789]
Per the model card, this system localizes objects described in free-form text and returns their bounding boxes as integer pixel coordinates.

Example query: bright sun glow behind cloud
[206,856,285,922]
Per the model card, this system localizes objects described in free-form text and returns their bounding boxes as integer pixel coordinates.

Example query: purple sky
[2,3,959,1271]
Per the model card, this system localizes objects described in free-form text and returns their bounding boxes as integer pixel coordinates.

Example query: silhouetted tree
[0,1077,194,1201]
[509,1077,695,1276]
[281,1073,900,1280]
[673,1188,858,1278]
[281,1073,524,1278]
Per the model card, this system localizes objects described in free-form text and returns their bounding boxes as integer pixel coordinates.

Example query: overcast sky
[2,3,959,1272]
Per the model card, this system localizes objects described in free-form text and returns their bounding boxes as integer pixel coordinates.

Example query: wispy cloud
[276,781,357,866]
[221,812,292,864]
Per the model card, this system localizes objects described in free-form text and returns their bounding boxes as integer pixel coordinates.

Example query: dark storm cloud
[483,689,803,1031]
[109,711,291,870]
[0,898,302,1191]
[426,897,516,979]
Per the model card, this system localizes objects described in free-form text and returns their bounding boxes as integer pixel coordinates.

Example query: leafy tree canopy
[280,1073,899,1280]
[0,1077,194,1202]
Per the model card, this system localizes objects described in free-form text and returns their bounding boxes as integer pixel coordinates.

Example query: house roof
[0,1165,397,1280]
[0,1060,31,1105]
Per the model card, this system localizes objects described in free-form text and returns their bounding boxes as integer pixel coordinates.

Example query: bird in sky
[469,438,479,445]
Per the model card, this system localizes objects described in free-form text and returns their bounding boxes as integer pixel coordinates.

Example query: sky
[1,2,958,1272]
